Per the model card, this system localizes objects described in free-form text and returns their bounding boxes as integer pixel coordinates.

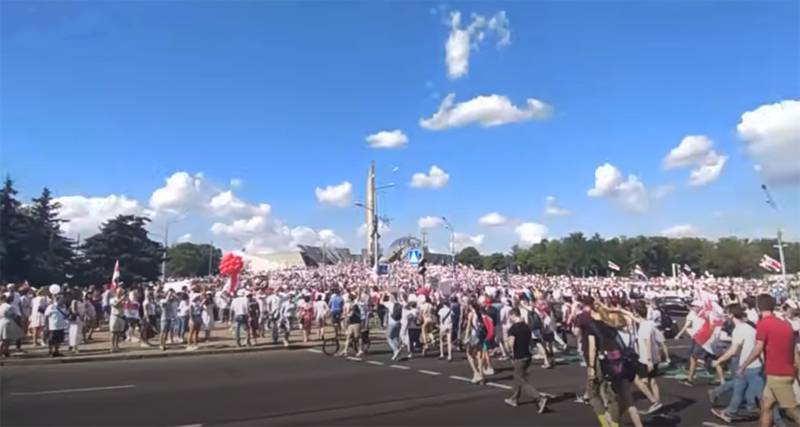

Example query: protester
[0,293,23,358]
[44,294,68,357]
[504,308,549,413]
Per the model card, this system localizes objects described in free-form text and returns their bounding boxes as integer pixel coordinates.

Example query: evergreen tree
[166,242,221,277]
[0,177,30,283]
[81,215,164,286]
[24,188,76,284]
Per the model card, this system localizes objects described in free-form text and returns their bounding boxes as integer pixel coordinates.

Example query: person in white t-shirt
[710,304,764,423]
[437,299,454,361]
[313,294,328,340]
[631,302,663,415]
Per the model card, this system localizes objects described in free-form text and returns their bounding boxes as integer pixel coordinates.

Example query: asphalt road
[1,337,756,427]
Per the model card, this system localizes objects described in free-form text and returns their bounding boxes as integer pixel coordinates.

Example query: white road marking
[450,375,472,382]
[307,348,323,354]
[170,424,202,427]
[390,364,411,370]
[418,370,441,376]
[487,382,512,390]
[347,357,362,361]
[10,384,136,396]
[366,360,385,366]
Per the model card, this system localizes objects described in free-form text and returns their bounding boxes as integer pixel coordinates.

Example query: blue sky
[1,1,798,254]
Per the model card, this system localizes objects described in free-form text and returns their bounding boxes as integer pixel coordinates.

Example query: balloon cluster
[219,253,244,294]
[219,253,244,276]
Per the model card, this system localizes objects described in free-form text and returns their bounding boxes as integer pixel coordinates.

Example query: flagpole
[762,184,788,286]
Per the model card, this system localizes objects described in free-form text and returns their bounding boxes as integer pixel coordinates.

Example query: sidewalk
[0,324,329,367]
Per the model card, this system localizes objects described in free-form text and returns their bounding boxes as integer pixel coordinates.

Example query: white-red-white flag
[607,260,620,272]
[110,260,120,290]
[760,254,782,272]
[634,264,647,279]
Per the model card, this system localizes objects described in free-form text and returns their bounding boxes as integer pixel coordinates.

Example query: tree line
[456,232,799,278]
[0,177,221,286]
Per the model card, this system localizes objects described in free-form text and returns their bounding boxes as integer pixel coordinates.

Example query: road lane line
[487,382,512,390]
[418,370,441,376]
[347,356,363,361]
[170,424,202,427]
[390,364,410,370]
[10,385,136,396]
[307,348,323,354]
[366,360,385,366]
[450,375,472,382]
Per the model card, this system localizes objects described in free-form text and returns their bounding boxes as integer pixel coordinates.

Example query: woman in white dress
[108,289,127,352]
[0,294,23,358]
[201,292,215,342]
[313,294,328,340]
[67,290,86,354]
[28,289,49,347]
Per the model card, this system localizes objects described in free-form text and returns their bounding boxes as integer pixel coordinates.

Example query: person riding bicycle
[329,289,344,335]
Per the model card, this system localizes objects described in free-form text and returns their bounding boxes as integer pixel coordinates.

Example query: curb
[0,341,321,367]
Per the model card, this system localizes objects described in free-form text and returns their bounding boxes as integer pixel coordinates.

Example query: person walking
[738,293,800,427]
[28,288,49,347]
[230,289,250,347]
[504,308,550,413]
[44,295,68,357]
[339,297,363,357]
[0,294,23,358]
[108,289,126,353]
[67,290,85,354]
[385,294,403,361]
[159,289,178,351]
[438,298,454,361]
[313,294,328,340]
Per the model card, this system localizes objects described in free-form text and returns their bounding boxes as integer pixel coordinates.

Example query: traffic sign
[407,249,421,265]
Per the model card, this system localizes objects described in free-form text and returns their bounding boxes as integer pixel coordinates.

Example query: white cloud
[661,224,701,238]
[418,216,445,229]
[315,181,353,207]
[737,99,800,185]
[208,191,271,218]
[210,215,344,253]
[420,93,551,130]
[478,212,509,226]
[663,135,713,169]
[452,232,485,251]
[445,11,511,79]
[515,222,548,246]
[587,163,649,213]
[662,135,727,186]
[177,233,193,243]
[652,185,675,200]
[544,196,571,217]
[357,221,391,237]
[410,165,450,189]
[366,129,408,149]
[229,178,244,189]
[689,151,727,186]
[149,172,209,212]
[56,194,143,237]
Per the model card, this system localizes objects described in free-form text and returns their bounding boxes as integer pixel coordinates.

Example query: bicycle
[322,312,376,356]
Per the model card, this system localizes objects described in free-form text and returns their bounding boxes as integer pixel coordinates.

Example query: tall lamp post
[762,184,788,286]
[355,202,380,274]
[441,216,456,281]
[161,217,183,282]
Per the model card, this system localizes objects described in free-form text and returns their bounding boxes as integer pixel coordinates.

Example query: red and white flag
[634,264,647,279]
[760,254,782,272]
[607,260,620,272]
[110,260,120,290]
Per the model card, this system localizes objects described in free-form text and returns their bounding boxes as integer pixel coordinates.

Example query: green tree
[81,215,164,286]
[166,242,222,277]
[456,246,483,269]
[24,188,76,284]
[483,252,509,271]
[0,177,30,283]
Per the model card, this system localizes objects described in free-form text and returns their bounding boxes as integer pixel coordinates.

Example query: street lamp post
[762,184,788,286]
[441,216,456,281]
[355,202,380,275]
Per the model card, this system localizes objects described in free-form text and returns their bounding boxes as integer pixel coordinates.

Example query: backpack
[592,322,638,381]
[658,308,674,331]
[391,303,403,322]
[528,309,543,331]
[349,305,362,324]
[482,314,495,342]
[475,315,489,342]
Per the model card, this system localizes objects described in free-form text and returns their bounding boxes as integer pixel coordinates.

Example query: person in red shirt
[738,293,800,427]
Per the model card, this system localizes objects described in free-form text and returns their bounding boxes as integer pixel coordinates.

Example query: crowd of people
[2,261,800,427]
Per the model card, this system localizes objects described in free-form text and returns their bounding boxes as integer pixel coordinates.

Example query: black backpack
[528,310,543,331]
[349,305,362,324]
[658,308,674,331]
[475,315,488,342]
[391,302,402,321]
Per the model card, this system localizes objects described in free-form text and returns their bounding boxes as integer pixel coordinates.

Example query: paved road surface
[1,338,756,426]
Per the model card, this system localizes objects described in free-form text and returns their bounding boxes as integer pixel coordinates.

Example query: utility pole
[161,221,169,282]
[208,240,213,276]
[762,184,788,286]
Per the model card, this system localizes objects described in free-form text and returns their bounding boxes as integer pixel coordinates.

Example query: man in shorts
[738,294,800,427]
